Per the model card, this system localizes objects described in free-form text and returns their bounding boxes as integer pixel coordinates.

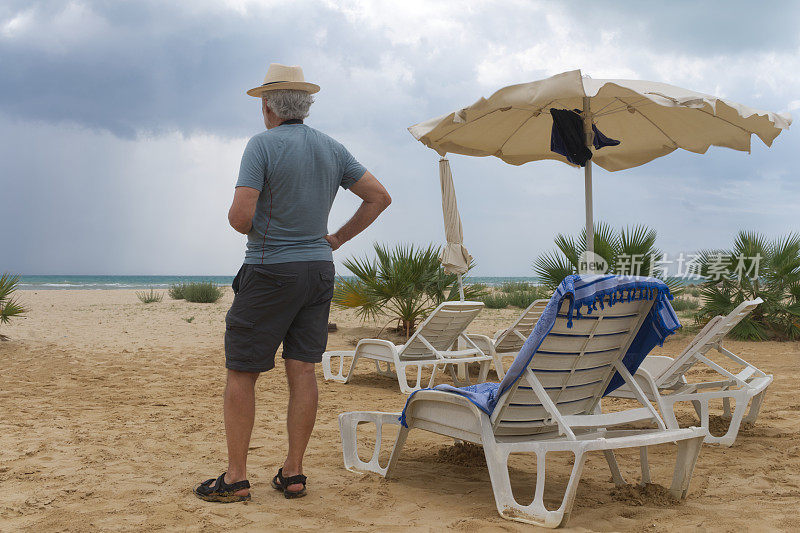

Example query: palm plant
[533,223,681,293]
[333,243,485,339]
[0,273,27,340]
[694,231,800,340]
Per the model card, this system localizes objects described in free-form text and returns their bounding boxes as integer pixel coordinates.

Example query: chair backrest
[399,301,484,360]
[493,299,549,354]
[490,291,655,436]
[654,298,762,387]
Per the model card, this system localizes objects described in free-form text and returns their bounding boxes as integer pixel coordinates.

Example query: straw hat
[246,63,320,97]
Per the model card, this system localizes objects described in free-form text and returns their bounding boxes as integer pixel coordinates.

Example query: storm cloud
[1,0,798,275]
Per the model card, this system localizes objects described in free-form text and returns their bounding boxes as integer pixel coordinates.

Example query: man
[194,64,391,502]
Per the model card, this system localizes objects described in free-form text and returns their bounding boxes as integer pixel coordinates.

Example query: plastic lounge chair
[608,297,772,446]
[466,299,548,379]
[338,278,704,527]
[322,301,491,394]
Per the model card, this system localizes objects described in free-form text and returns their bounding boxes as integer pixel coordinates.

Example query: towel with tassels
[399,274,680,427]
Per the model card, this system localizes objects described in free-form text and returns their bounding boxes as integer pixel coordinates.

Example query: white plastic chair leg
[492,352,506,380]
[669,434,704,499]
[708,393,750,447]
[722,397,733,418]
[455,362,468,383]
[743,389,767,424]
[448,363,470,387]
[603,450,626,486]
[483,441,587,528]
[384,425,411,479]
[397,362,426,394]
[322,351,360,383]
[477,359,491,382]
[426,363,439,389]
[338,411,402,476]
[691,400,702,419]
[639,446,651,485]
[658,396,682,430]
[374,360,397,378]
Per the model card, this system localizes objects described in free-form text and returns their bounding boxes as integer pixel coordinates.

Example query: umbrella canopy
[409,69,791,171]
[438,157,473,277]
[410,69,791,257]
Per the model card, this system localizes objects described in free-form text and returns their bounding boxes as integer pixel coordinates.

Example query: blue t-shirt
[236,123,366,264]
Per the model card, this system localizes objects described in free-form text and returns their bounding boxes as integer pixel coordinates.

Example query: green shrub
[169,283,187,300]
[183,281,223,303]
[480,282,547,310]
[684,286,702,298]
[670,297,699,312]
[499,281,533,293]
[136,287,163,304]
[506,289,542,309]
[480,293,510,309]
[470,282,488,292]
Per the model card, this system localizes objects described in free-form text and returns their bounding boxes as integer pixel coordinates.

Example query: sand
[1,288,799,531]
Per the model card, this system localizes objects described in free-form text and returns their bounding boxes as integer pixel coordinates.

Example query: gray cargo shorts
[224,261,335,372]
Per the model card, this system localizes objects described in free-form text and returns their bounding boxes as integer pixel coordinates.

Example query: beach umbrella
[410,69,791,258]
[438,157,472,300]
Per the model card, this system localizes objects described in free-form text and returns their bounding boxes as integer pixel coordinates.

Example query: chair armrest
[465,333,494,355]
[355,338,401,359]
[639,356,675,381]
[355,338,399,350]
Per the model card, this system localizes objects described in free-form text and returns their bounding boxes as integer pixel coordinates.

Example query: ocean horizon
[17,274,542,290]
[17,274,703,290]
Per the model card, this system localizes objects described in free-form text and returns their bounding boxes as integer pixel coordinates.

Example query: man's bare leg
[282,359,318,492]
[224,368,260,496]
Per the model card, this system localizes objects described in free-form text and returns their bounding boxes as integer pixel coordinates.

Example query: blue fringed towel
[399,274,680,427]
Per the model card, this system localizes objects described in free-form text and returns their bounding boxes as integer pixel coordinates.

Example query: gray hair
[263,89,314,120]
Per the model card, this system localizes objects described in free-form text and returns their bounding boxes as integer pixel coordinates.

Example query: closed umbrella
[438,157,472,299]
[410,69,791,256]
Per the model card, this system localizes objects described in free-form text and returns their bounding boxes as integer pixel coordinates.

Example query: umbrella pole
[584,161,594,255]
[583,97,595,256]
[457,273,465,301]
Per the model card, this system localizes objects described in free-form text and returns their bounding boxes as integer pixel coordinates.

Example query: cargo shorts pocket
[224,312,256,363]
[317,267,335,303]
[252,266,299,286]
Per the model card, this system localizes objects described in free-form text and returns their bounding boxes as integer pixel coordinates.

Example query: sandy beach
[1,288,799,532]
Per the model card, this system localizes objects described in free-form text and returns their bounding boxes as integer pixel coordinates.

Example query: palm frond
[0,273,27,330]
[695,231,800,340]
[533,250,574,290]
[337,243,475,337]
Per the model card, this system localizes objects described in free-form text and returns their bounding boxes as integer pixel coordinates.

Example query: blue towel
[399,274,680,427]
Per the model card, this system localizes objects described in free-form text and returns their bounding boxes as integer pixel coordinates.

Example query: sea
[18,275,541,290]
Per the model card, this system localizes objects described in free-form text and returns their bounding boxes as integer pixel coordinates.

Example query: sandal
[270,467,307,499]
[194,472,251,503]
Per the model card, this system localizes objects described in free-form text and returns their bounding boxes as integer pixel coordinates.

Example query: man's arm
[228,186,260,234]
[326,171,391,250]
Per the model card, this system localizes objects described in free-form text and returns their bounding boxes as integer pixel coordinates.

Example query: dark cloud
[0,1,367,137]
[0,0,798,276]
[2,1,796,138]
[562,0,800,54]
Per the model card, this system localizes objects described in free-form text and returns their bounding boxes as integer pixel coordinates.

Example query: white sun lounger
[322,301,491,394]
[466,299,548,379]
[609,297,772,446]
[338,293,705,527]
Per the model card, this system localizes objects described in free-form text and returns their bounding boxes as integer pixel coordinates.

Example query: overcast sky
[1,0,798,276]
